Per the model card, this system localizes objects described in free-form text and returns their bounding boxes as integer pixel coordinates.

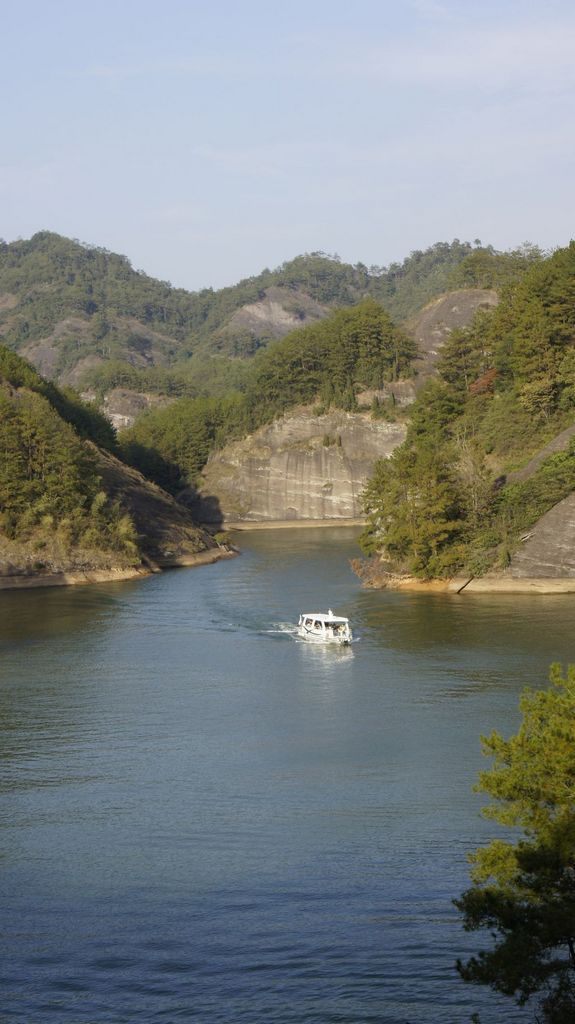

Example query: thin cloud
[187,108,573,191]
[83,55,253,80]
[320,20,575,90]
[409,0,451,19]
[81,18,575,96]
[0,161,61,193]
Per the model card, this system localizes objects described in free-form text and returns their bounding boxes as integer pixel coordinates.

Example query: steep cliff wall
[196,409,406,522]
[190,289,497,524]
[505,494,575,578]
[455,500,575,590]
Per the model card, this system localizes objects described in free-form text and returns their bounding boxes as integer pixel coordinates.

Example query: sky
[1,0,574,291]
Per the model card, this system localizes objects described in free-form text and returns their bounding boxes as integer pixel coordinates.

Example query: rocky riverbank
[0,547,237,592]
[354,481,575,596]
[0,566,150,590]
[351,560,575,595]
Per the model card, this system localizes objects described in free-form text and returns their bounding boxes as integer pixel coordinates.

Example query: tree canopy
[360,242,575,578]
[456,665,575,1023]
[0,344,137,561]
[0,232,532,389]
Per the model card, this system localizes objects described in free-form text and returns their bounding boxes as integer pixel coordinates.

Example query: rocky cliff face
[81,387,173,431]
[505,494,575,578]
[224,285,328,341]
[407,288,498,380]
[188,289,498,524]
[194,408,406,522]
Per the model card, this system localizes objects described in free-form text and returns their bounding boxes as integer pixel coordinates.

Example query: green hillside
[0,346,219,577]
[360,242,575,579]
[0,232,535,394]
[0,347,138,570]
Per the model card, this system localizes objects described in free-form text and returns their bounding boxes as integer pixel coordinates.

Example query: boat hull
[297,629,352,645]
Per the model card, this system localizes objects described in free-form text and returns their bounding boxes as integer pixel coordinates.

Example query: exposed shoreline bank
[459,576,575,595]
[0,547,236,592]
[357,570,575,595]
[224,518,366,531]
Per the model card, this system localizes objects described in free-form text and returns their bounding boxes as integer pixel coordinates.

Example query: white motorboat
[297,609,353,645]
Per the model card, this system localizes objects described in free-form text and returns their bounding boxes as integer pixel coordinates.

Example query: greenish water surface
[2,527,572,1023]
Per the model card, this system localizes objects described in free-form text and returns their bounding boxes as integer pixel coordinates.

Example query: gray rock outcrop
[195,408,406,522]
[506,494,575,578]
[225,285,327,340]
[407,288,499,380]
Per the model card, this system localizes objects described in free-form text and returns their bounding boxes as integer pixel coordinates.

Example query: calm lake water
[2,527,574,1023]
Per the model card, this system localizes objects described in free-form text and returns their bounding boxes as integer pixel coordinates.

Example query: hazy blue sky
[2,0,574,289]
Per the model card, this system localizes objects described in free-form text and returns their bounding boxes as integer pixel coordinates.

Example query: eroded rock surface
[506,494,575,578]
[407,288,499,380]
[195,408,406,522]
[99,388,173,430]
[226,285,327,340]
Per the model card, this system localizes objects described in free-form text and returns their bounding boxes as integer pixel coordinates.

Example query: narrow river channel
[2,527,573,1023]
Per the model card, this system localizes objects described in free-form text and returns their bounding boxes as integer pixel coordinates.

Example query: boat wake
[263,623,359,648]
[262,622,299,639]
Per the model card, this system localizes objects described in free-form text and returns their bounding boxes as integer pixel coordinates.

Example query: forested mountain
[0,347,138,569]
[120,299,416,492]
[0,346,215,577]
[0,232,537,394]
[4,231,569,581]
[360,242,575,579]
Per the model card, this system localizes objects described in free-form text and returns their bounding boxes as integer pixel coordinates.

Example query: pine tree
[456,665,575,1023]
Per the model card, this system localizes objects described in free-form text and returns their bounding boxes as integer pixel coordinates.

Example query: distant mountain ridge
[0,232,527,390]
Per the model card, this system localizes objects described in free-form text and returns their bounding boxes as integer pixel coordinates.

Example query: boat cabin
[298,609,352,644]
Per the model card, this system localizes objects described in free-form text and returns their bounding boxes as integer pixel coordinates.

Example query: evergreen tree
[0,357,138,561]
[360,241,575,579]
[456,665,575,1024]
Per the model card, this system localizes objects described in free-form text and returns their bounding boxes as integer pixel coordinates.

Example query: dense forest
[0,347,138,567]
[4,233,572,585]
[360,242,575,578]
[0,232,539,393]
[0,294,418,561]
